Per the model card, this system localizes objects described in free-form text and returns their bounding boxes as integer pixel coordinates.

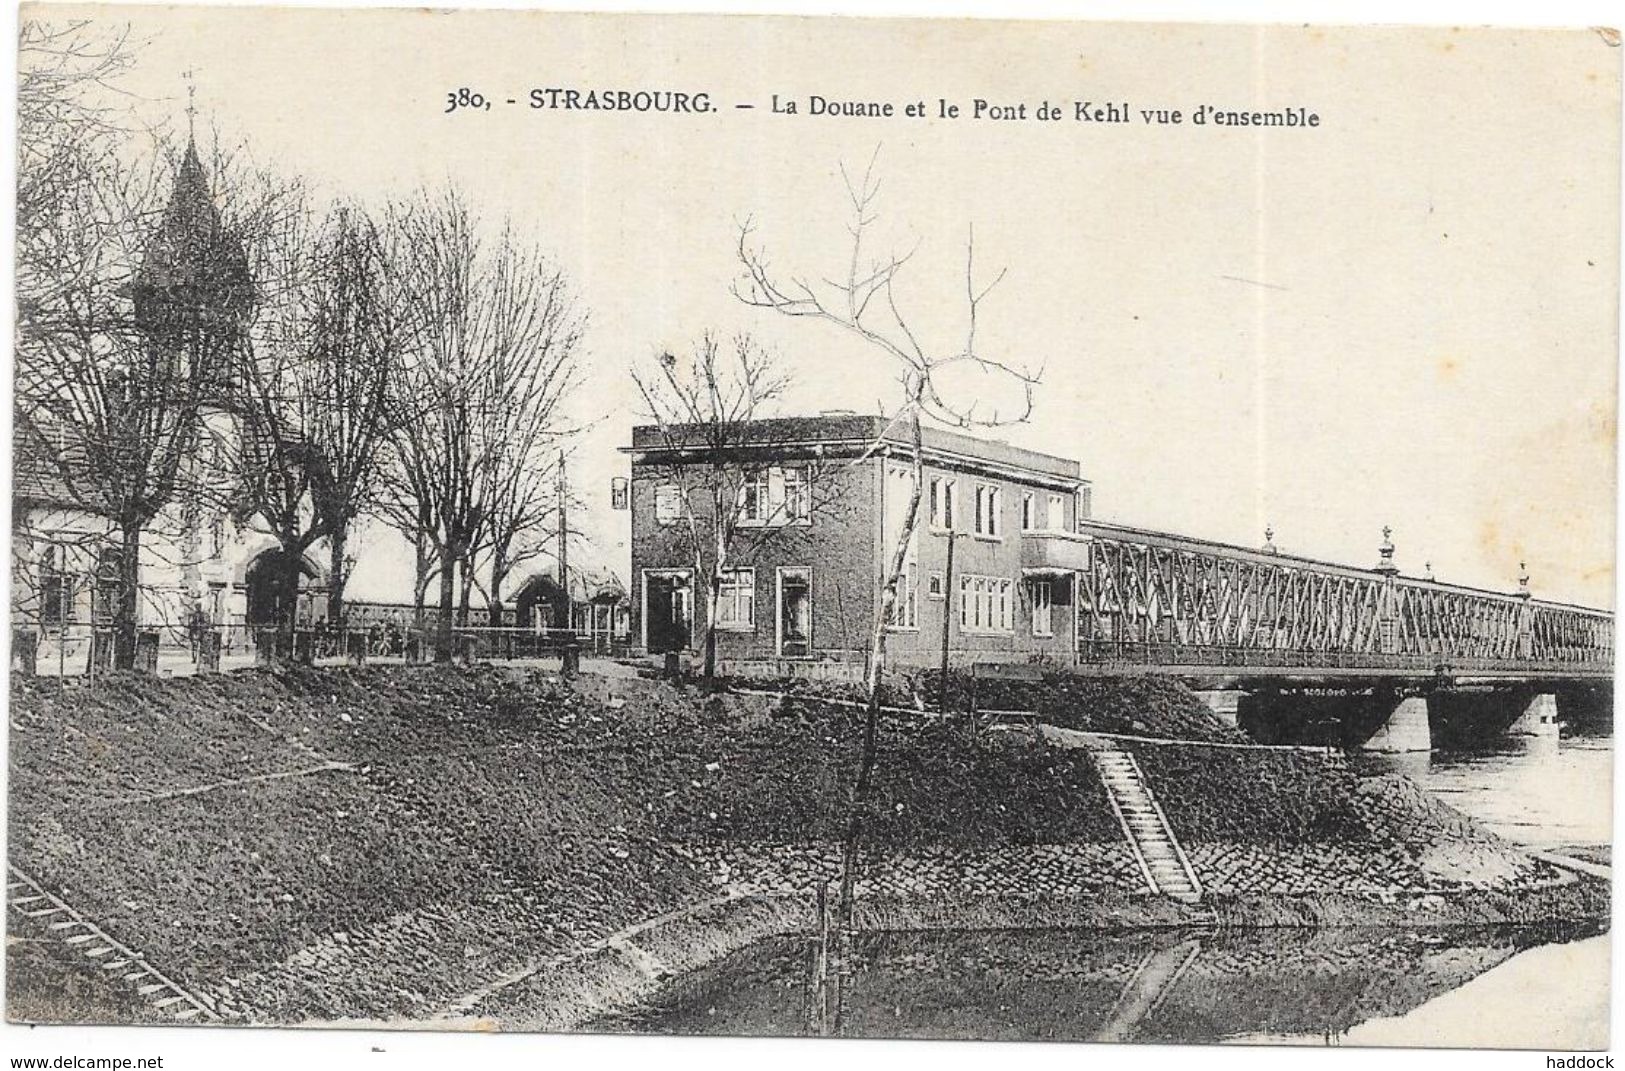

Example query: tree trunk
[703,567,722,679]
[703,588,719,677]
[276,542,303,658]
[831,411,924,1035]
[328,523,349,631]
[436,545,456,662]
[458,556,475,627]
[488,555,507,628]
[703,511,727,678]
[113,522,143,671]
[412,530,432,629]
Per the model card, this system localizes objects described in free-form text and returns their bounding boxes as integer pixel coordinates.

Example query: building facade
[624,414,1092,672]
[11,138,332,663]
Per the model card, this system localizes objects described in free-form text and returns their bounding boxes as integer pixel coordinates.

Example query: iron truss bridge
[1022,520,1614,681]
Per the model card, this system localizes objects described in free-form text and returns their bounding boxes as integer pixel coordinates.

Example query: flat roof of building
[627,414,1083,485]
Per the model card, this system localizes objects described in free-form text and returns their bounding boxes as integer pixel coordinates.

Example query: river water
[1361,727,1613,850]
[603,728,1612,1048]
[1239,730,1613,1048]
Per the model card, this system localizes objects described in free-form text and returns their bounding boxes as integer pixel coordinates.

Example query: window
[930,477,957,530]
[39,544,67,627]
[782,467,810,524]
[1077,486,1093,523]
[1031,579,1054,637]
[740,466,812,527]
[959,575,1014,634]
[93,547,122,625]
[740,471,771,524]
[1021,492,1036,532]
[715,568,755,630]
[927,572,945,599]
[654,483,683,525]
[1047,493,1065,532]
[974,484,1001,538]
[886,558,919,629]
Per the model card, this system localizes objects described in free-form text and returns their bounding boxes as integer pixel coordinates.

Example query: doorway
[777,567,812,658]
[643,570,692,654]
[244,549,318,628]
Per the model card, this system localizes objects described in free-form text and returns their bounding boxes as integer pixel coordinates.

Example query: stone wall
[674,842,1148,899]
[678,819,1562,906]
[1183,842,1556,898]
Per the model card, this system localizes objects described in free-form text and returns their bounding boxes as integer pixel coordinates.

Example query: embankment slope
[5,666,1598,1028]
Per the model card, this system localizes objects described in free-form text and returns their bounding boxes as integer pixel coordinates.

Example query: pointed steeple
[129,108,256,401]
[133,137,251,300]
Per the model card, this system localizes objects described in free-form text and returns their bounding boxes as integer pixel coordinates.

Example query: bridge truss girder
[1071,531,1612,676]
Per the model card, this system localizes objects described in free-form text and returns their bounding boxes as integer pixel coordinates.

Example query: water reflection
[597,923,1603,1044]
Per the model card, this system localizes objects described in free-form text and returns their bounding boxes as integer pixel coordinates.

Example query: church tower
[129,126,257,623]
[129,136,255,398]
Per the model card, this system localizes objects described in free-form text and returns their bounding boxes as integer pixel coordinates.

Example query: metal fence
[10,621,632,679]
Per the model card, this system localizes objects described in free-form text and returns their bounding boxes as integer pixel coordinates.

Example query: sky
[30,4,1621,607]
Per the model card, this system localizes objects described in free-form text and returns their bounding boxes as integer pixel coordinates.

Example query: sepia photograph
[3,1,1619,1064]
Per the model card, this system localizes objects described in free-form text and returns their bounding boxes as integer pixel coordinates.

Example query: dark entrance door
[778,568,811,657]
[245,550,310,628]
[645,572,691,654]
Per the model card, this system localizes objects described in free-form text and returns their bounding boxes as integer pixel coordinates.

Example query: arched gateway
[243,549,325,628]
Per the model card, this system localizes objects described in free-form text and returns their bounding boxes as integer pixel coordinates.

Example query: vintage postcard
[5,2,1618,1058]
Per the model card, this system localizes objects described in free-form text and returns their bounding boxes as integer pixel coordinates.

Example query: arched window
[38,544,66,627]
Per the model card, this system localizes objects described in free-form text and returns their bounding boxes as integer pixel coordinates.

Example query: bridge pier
[1359,696,1432,753]
[1507,692,1560,738]
[1192,690,1244,729]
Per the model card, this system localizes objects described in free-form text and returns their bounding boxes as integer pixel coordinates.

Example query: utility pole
[557,452,570,632]
[939,529,956,713]
[87,576,96,688]
[57,561,68,688]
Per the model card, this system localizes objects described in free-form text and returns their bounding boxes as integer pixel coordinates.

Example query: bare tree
[734,149,1041,1031]
[377,188,477,657]
[232,199,407,653]
[631,333,802,678]
[468,238,584,628]
[378,187,584,657]
[12,127,242,668]
[16,18,141,323]
[11,20,181,669]
[310,210,419,628]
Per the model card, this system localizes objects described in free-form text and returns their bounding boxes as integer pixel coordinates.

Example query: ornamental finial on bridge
[1518,561,1531,599]
[1263,526,1278,555]
[1424,560,1435,581]
[1376,526,1399,576]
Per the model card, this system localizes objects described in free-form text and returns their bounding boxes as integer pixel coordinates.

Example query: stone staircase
[1085,738,1203,903]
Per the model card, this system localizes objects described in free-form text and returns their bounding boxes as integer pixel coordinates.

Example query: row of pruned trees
[369,193,584,639]
[15,20,584,666]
